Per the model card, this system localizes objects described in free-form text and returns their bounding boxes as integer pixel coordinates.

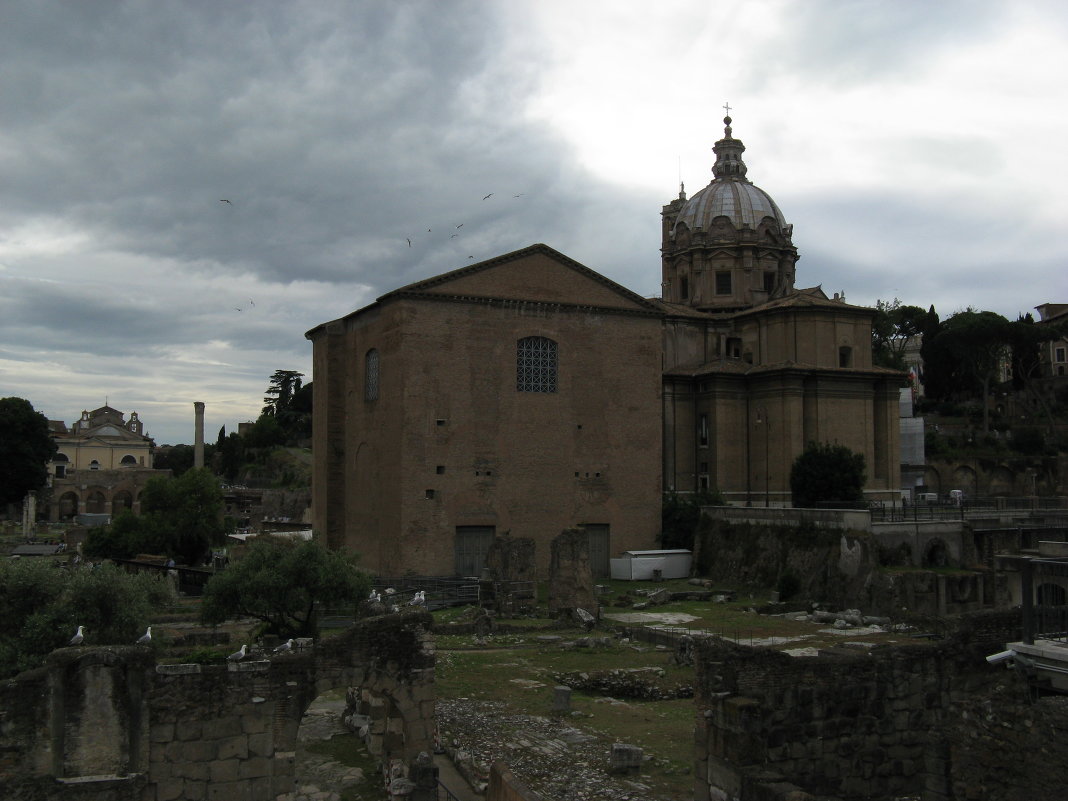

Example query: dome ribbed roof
[675,180,786,231]
[673,115,788,233]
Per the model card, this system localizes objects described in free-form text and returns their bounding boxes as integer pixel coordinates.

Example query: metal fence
[871,497,1068,523]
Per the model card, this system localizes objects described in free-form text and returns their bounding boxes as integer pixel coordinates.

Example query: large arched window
[517,336,558,393]
[365,348,379,401]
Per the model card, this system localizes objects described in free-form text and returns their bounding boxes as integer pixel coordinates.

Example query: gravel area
[437,697,686,801]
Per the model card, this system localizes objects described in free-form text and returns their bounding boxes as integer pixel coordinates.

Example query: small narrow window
[517,336,558,393]
[425,489,436,500]
[1056,347,1066,363]
[839,346,853,368]
[698,414,709,447]
[436,465,445,474]
[763,271,775,293]
[436,419,446,426]
[680,275,689,301]
[727,338,742,359]
[365,349,380,401]
[715,271,732,295]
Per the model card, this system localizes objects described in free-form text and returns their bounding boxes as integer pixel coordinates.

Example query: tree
[262,370,304,417]
[0,397,57,508]
[871,299,928,371]
[85,468,229,564]
[199,536,370,638]
[921,309,1010,433]
[661,490,725,550]
[0,560,176,679]
[790,442,866,508]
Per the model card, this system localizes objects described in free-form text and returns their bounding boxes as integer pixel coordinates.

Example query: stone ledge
[56,773,145,784]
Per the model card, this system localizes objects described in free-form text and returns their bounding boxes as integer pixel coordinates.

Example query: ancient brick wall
[693,611,1021,801]
[0,612,435,801]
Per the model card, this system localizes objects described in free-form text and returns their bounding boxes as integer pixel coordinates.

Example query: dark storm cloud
[0,1,578,293]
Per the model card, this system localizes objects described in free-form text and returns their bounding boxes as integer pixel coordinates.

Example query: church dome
[674,179,786,232]
[672,115,788,234]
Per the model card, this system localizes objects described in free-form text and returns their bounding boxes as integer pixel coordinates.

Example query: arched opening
[290,688,377,798]
[120,454,137,466]
[85,491,107,514]
[923,539,949,569]
[58,491,79,518]
[112,491,134,515]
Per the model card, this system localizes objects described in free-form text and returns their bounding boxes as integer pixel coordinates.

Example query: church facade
[307,117,902,575]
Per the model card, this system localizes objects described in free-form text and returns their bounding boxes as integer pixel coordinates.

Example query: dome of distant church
[672,115,789,234]
[674,179,787,232]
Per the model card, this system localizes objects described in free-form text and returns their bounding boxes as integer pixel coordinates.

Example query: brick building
[307,116,903,575]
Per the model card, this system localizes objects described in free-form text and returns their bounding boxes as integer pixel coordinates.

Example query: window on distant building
[89,459,100,470]
[715,271,732,295]
[517,336,558,393]
[726,337,742,359]
[680,275,689,301]
[1056,346,1066,363]
[698,414,709,447]
[120,454,136,466]
[839,346,853,368]
[365,349,379,401]
[763,271,775,293]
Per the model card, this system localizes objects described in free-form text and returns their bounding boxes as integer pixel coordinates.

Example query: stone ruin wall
[0,611,436,801]
[693,611,1026,801]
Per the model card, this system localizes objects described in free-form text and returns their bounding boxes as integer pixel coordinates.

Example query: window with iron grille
[365,349,379,401]
[516,336,558,393]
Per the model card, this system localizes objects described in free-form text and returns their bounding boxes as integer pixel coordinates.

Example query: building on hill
[46,405,169,520]
[307,116,903,576]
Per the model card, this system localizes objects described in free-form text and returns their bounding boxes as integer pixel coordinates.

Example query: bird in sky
[513,193,524,198]
[249,299,255,307]
[227,644,247,662]
[482,193,493,200]
[406,238,411,247]
[273,638,294,654]
[456,223,463,228]
[69,625,85,646]
[137,626,152,645]
[234,307,242,312]
[450,234,458,239]
[220,199,232,205]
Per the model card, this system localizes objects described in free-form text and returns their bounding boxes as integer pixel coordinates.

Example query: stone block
[176,719,202,741]
[217,735,249,761]
[202,717,243,739]
[208,780,251,801]
[175,761,210,782]
[150,723,175,743]
[156,778,184,801]
[182,740,215,763]
[209,759,241,783]
[238,756,270,779]
[183,780,208,801]
[609,742,643,774]
[241,713,268,734]
[247,732,273,757]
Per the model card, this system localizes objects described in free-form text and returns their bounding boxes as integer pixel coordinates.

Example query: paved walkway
[434,753,483,801]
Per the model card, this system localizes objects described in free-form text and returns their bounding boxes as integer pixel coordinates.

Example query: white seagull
[273,638,294,654]
[69,625,85,646]
[137,626,152,645]
[227,644,247,662]
[410,591,426,606]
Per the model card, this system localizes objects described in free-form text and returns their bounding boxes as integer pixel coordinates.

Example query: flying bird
[456,223,463,228]
[406,238,411,247]
[69,625,85,646]
[234,307,242,312]
[513,194,524,198]
[137,626,152,645]
[249,300,255,307]
[227,644,247,662]
[220,199,232,205]
[450,234,458,239]
[482,193,493,200]
[273,638,294,654]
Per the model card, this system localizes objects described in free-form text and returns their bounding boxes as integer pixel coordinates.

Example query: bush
[790,442,866,508]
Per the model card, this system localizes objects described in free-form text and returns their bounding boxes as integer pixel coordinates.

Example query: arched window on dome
[517,336,557,393]
[365,349,379,402]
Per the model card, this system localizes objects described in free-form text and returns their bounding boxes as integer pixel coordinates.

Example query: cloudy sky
[2,0,1066,445]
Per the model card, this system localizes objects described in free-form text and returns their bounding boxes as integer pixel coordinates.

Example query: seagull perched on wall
[368,589,381,604]
[69,625,85,646]
[273,639,294,654]
[410,590,426,606]
[227,644,247,662]
[137,626,152,645]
